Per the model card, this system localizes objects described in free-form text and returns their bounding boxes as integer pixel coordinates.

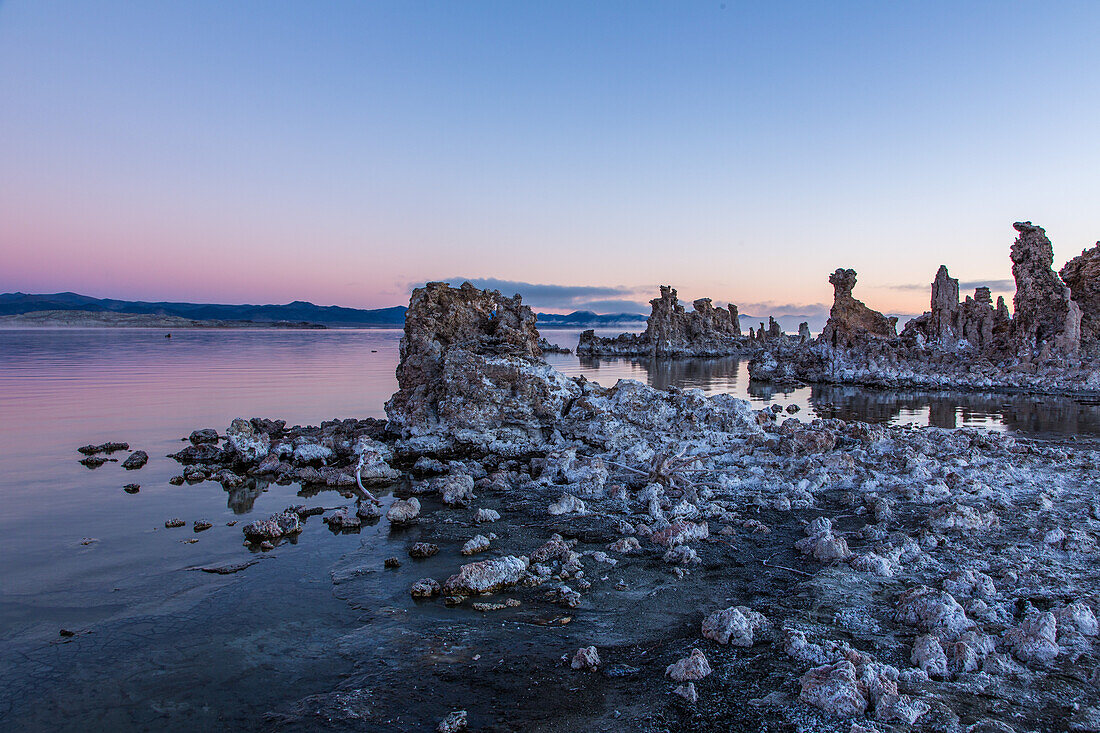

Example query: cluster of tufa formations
[577,285,808,357]
[752,222,1100,395]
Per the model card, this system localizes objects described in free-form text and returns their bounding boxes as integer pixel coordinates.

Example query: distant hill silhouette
[0,292,648,328]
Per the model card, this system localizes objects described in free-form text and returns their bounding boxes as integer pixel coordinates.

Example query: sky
[1,1,1098,320]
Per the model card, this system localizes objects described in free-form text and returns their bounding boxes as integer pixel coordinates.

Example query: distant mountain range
[0,292,650,328]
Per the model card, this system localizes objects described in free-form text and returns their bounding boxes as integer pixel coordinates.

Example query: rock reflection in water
[809,383,1100,435]
[577,355,745,394]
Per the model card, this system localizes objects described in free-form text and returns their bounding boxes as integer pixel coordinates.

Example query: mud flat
[161,281,1100,731]
[752,222,1100,398]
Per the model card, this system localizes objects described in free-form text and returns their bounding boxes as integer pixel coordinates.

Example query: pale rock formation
[386,497,421,525]
[1010,222,1081,354]
[441,555,530,595]
[1060,241,1100,344]
[701,605,768,647]
[665,649,712,681]
[820,269,897,347]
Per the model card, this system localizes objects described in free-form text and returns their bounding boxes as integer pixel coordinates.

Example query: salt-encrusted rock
[461,535,490,555]
[354,437,400,485]
[323,509,361,532]
[1005,612,1060,666]
[910,634,949,678]
[1054,601,1098,637]
[609,537,642,554]
[795,518,851,562]
[226,418,269,463]
[548,493,587,515]
[242,510,302,542]
[356,502,382,520]
[410,578,441,598]
[570,646,600,671]
[436,710,467,733]
[701,606,768,647]
[820,269,897,347]
[386,497,421,525]
[1060,240,1100,343]
[121,450,148,470]
[165,518,185,529]
[529,534,571,564]
[799,660,867,717]
[665,649,712,682]
[292,441,332,465]
[1010,221,1081,354]
[673,682,698,702]
[651,520,708,547]
[663,546,701,565]
[437,474,476,506]
[894,586,973,640]
[442,555,529,595]
[409,542,439,558]
[474,508,500,523]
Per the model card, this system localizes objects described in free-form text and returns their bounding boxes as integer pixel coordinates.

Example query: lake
[1,327,1098,730]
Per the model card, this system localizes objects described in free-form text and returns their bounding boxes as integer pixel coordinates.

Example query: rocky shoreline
[752,222,1100,399]
[158,280,1099,731]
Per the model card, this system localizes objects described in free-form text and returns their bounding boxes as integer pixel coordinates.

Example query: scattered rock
[121,450,149,470]
[570,646,600,671]
[665,649,712,682]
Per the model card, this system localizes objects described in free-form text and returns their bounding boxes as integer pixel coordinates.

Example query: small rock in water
[79,537,97,546]
[123,484,140,493]
[323,509,362,532]
[189,428,219,445]
[193,520,213,532]
[79,455,107,468]
[438,474,476,506]
[665,649,712,682]
[436,710,467,733]
[387,497,421,525]
[408,542,439,558]
[571,646,600,671]
[121,450,149,470]
[168,475,184,485]
[384,557,401,568]
[165,518,186,529]
[356,502,382,521]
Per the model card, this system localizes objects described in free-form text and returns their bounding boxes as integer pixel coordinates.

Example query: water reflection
[809,383,1100,435]
[575,354,746,393]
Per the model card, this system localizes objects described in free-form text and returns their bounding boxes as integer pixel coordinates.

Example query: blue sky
[1,1,1097,317]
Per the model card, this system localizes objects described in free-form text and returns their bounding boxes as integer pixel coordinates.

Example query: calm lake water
[1,327,1098,730]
